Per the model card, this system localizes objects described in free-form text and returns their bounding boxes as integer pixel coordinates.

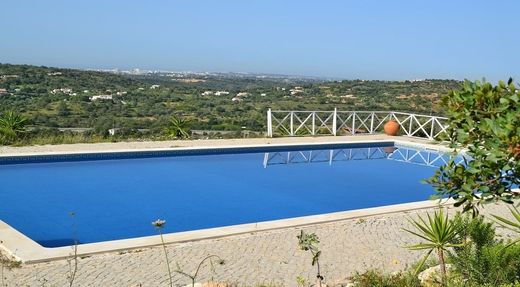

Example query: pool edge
[1,197,456,264]
[0,138,456,264]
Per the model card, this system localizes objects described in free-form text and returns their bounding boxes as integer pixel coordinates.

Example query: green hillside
[0,63,461,143]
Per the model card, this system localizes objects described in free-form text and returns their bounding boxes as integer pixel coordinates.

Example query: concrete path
[0,134,435,156]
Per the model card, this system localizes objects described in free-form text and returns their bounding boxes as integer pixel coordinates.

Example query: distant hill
[0,63,461,138]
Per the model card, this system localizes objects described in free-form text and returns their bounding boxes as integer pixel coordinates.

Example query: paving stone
[1,204,516,286]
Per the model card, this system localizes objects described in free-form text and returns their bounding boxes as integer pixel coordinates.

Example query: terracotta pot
[384,146,397,154]
[384,119,400,136]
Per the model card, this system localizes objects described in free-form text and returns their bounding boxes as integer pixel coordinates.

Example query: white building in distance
[202,91,229,96]
[290,86,303,96]
[90,95,113,101]
[51,88,73,94]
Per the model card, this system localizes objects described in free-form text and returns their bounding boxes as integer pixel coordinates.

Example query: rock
[417,264,452,287]
[202,282,230,287]
[325,277,355,287]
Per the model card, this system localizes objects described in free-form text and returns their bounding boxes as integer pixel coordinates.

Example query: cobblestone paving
[2,204,515,287]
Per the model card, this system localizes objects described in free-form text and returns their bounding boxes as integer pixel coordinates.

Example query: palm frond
[414,249,433,275]
[491,206,520,247]
[404,211,459,252]
[491,206,520,233]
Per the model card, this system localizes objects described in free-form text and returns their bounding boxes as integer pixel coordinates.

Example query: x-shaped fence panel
[267,109,449,140]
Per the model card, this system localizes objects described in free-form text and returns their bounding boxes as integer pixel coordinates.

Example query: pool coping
[0,138,457,264]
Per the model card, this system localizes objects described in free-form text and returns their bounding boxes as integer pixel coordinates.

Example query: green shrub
[350,269,520,287]
[447,279,520,287]
[448,213,520,285]
[350,270,421,287]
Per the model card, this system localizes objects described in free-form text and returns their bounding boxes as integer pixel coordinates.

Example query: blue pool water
[0,143,448,247]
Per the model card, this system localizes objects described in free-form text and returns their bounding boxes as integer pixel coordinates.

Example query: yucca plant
[404,209,461,286]
[492,205,520,247]
[0,111,27,144]
[164,115,190,139]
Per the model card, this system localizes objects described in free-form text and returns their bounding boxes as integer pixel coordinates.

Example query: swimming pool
[0,142,454,248]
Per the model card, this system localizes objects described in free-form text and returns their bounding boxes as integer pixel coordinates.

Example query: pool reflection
[263,146,462,168]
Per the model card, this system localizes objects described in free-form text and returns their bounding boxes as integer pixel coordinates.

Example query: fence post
[370,112,375,134]
[409,115,414,137]
[332,108,337,136]
[290,112,294,136]
[429,117,435,140]
[351,111,356,135]
[312,112,316,135]
[267,108,273,137]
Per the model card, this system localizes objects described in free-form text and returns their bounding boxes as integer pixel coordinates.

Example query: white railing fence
[266,109,449,140]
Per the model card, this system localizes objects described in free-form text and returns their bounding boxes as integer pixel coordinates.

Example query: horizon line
[0,61,477,82]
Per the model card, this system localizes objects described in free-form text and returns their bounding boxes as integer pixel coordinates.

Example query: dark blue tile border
[0,141,395,165]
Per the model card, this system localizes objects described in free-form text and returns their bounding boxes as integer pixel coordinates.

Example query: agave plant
[404,209,461,286]
[164,115,190,139]
[491,205,520,247]
[0,111,27,143]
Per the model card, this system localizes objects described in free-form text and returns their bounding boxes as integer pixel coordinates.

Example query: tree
[164,115,190,139]
[0,111,28,144]
[57,101,71,116]
[426,79,520,213]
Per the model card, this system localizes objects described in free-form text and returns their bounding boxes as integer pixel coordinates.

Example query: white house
[290,86,303,96]
[51,88,73,94]
[90,95,113,101]
[0,75,18,79]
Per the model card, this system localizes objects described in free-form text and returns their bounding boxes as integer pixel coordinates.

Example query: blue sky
[1,0,519,81]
